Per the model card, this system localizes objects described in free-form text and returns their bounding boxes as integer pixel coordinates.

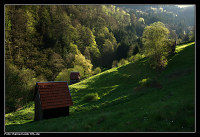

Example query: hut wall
[34,91,43,121]
[43,107,69,119]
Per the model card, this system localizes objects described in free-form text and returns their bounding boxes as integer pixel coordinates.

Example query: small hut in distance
[70,71,80,84]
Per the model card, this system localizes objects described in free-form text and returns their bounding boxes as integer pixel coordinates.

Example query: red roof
[70,72,80,80]
[37,82,73,110]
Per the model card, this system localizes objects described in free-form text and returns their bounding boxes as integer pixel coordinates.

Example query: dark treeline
[5,5,195,113]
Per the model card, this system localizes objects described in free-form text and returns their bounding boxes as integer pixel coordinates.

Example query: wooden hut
[34,81,73,121]
[70,72,80,84]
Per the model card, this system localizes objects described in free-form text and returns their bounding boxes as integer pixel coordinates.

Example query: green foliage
[138,77,162,89]
[55,65,88,83]
[5,5,194,74]
[82,93,100,102]
[69,65,85,80]
[5,5,195,120]
[189,29,195,41]
[138,17,145,24]
[55,65,86,83]
[88,45,101,67]
[5,62,37,113]
[93,67,102,75]
[33,65,53,80]
[64,43,79,68]
[84,46,91,60]
[142,21,170,70]
[138,78,150,86]
[69,42,80,54]
[54,69,69,82]
[112,60,118,68]
[5,62,22,113]
[5,102,35,125]
[73,53,93,77]
[76,25,97,53]
[112,58,130,68]
[101,39,116,68]
[6,5,193,75]
[5,42,195,132]
[128,53,145,63]
[117,58,129,67]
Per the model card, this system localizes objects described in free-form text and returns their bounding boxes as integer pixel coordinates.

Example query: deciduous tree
[142,21,170,70]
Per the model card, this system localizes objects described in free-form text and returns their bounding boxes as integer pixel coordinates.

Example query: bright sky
[176,5,194,8]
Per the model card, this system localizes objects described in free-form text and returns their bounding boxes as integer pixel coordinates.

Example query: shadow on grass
[6,43,195,132]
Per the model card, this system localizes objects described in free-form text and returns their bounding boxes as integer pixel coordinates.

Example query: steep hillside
[5,42,195,132]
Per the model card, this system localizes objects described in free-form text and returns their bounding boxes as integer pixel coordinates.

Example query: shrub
[5,62,37,113]
[55,65,90,83]
[158,56,168,70]
[128,53,144,62]
[149,55,168,70]
[112,60,118,68]
[35,74,47,82]
[93,67,101,75]
[82,93,100,102]
[54,69,69,82]
[138,77,162,89]
[139,78,150,87]
[117,58,129,67]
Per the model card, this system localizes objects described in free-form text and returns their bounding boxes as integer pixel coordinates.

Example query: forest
[5,5,195,113]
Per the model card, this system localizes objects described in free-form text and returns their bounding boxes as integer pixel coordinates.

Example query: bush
[54,69,69,82]
[138,77,162,89]
[112,60,118,68]
[35,74,47,82]
[55,65,86,83]
[82,93,100,102]
[5,62,37,113]
[149,55,168,70]
[93,67,101,75]
[158,56,168,70]
[139,78,150,87]
[117,58,129,67]
[128,53,144,63]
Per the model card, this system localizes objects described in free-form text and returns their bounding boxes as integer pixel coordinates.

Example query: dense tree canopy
[5,5,195,113]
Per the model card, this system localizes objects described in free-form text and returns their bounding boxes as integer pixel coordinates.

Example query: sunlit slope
[6,42,195,132]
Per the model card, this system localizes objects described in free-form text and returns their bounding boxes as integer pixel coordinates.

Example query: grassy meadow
[5,42,195,132]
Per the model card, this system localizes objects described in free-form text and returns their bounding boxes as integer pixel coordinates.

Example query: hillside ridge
[5,42,195,132]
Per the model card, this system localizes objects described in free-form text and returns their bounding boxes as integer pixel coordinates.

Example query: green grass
[5,102,35,125]
[5,42,195,132]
